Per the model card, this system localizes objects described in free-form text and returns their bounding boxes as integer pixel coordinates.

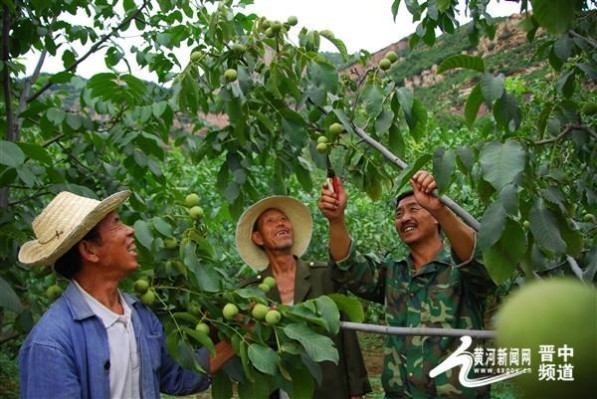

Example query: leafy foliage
[0,0,595,396]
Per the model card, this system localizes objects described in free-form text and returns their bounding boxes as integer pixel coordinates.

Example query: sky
[23,0,523,82]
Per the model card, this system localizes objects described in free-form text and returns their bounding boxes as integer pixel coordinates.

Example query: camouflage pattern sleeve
[329,240,386,304]
[451,236,496,299]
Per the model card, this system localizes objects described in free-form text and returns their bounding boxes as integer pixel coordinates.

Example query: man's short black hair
[394,190,441,234]
[53,225,102,280]
[395,190,415,211]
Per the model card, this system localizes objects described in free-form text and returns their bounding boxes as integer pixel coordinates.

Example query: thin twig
[566,255,584,280]
[27,0,150,104]
[570,30,597,49]
[340,321,496,339]
[533,124,592,145]
[2,4,15,141]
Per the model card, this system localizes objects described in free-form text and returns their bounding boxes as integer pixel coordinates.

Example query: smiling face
[90,211,138,276]
[251,208,294,253]
[395,195,439,246]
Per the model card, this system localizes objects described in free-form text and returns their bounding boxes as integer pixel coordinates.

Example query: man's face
[395,195,439,245]
[251,208,294,252]
[90,211,138,275]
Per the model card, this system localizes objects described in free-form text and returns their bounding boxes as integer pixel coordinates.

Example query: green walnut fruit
[190,51,202,63]
[328,122,343,136]
[258,283,270,293]
[522,220,530,229]
[133,278,150,294]
[581,102,597,116]
[583,213,595,223]
[270,21,282,33]
[185,193,200,208]
[222,303,239,320]
[164,238,178,249]
[195,322,210,335]
[188,206,204,220]
[265,27,275,38]
[231,43,246,53]
[317,135,329,144]
[286,16,298,26]
[264,309,281,325]
[316,142,329,153]
[495,279,596,398]
[45,284,62,300]
[379,58,392,71]
[224,68,237,82]
[252,303,269,320]
[385,50,398,63]
[263,276,277,289]
[140,289,156,306]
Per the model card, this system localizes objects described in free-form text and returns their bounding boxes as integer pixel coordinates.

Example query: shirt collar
[72,280,131,329]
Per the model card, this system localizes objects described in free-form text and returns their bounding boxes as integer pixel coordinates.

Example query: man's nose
[125,224,134,235]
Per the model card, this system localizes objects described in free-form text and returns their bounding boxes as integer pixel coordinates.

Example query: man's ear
[78,240,100,263]
[251,231,264,246]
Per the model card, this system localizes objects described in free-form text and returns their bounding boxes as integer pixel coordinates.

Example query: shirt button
[309,262,314,266]
[408,372,414,378]
[257,274,261,280]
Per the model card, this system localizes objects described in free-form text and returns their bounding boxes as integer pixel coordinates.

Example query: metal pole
[341,321,496,340]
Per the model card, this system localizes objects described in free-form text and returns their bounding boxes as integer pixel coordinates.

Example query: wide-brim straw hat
[18,190,131,266]
[235,196,313,271]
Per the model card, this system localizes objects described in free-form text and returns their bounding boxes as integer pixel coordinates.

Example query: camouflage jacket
[330,242,495,398]
[240,258,371,398]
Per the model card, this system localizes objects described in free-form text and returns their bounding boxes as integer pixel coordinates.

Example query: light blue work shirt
[19,282,211,398]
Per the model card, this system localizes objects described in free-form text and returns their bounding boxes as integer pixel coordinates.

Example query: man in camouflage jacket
[319,171,495,398]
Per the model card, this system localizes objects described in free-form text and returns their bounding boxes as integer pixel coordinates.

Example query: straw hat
[235,196,313,271]
[18,190,131,266]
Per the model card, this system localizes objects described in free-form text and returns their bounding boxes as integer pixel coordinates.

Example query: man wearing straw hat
[235,196,371,399]
[318,171,494,399]
[18,190,234,398]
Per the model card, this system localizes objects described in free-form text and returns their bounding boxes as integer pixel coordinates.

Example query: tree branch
[352,125,481,231]
[2,4,15,142]
[566,255,584,280]
[27,0,149,104]
[532,124,593,145]
[570,30,597,49]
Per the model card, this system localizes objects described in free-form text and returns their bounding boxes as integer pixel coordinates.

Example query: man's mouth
[402,224,417,233]
[275,230,289,237]
[128,243,137,254]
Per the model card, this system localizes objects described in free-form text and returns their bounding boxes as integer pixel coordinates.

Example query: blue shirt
[19,282,211,398]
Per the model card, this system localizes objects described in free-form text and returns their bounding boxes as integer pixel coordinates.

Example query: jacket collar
[263,257,311,304]
[63,281,139,321]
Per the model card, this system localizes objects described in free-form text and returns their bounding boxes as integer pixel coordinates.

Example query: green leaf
[483,219,526,284]
[247,343,279,375]
[0,276,23,313]
[283,323,339,364]
[152,217,173,237]
[362,83,384,119]
[183,326,215,356]
[287,364,315,398]
[0,141,25,167]
[17,143,52,164]
[498,184,519,215]
[375,109,394,135]
[478,202,507,250]
[493,92,522,133]
[432,148,455,194]
[529,200,567,254]
[396,87,414,118]
[480,73,505,106]
[133,220,154,249]
[438,54,485,74]
[391,0,402,22]
[327,293,364,323]
[314,296,340,335]
[212,372,233,399]
[46,107,66,126]
[479,141,525,190]
[464,84,483,127]
[394,153,432,192]
[437,0,451,13]
[532,0,576,35]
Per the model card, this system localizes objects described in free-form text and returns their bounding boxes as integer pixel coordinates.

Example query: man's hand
[318,177,347,222]
[410,171,443,213]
